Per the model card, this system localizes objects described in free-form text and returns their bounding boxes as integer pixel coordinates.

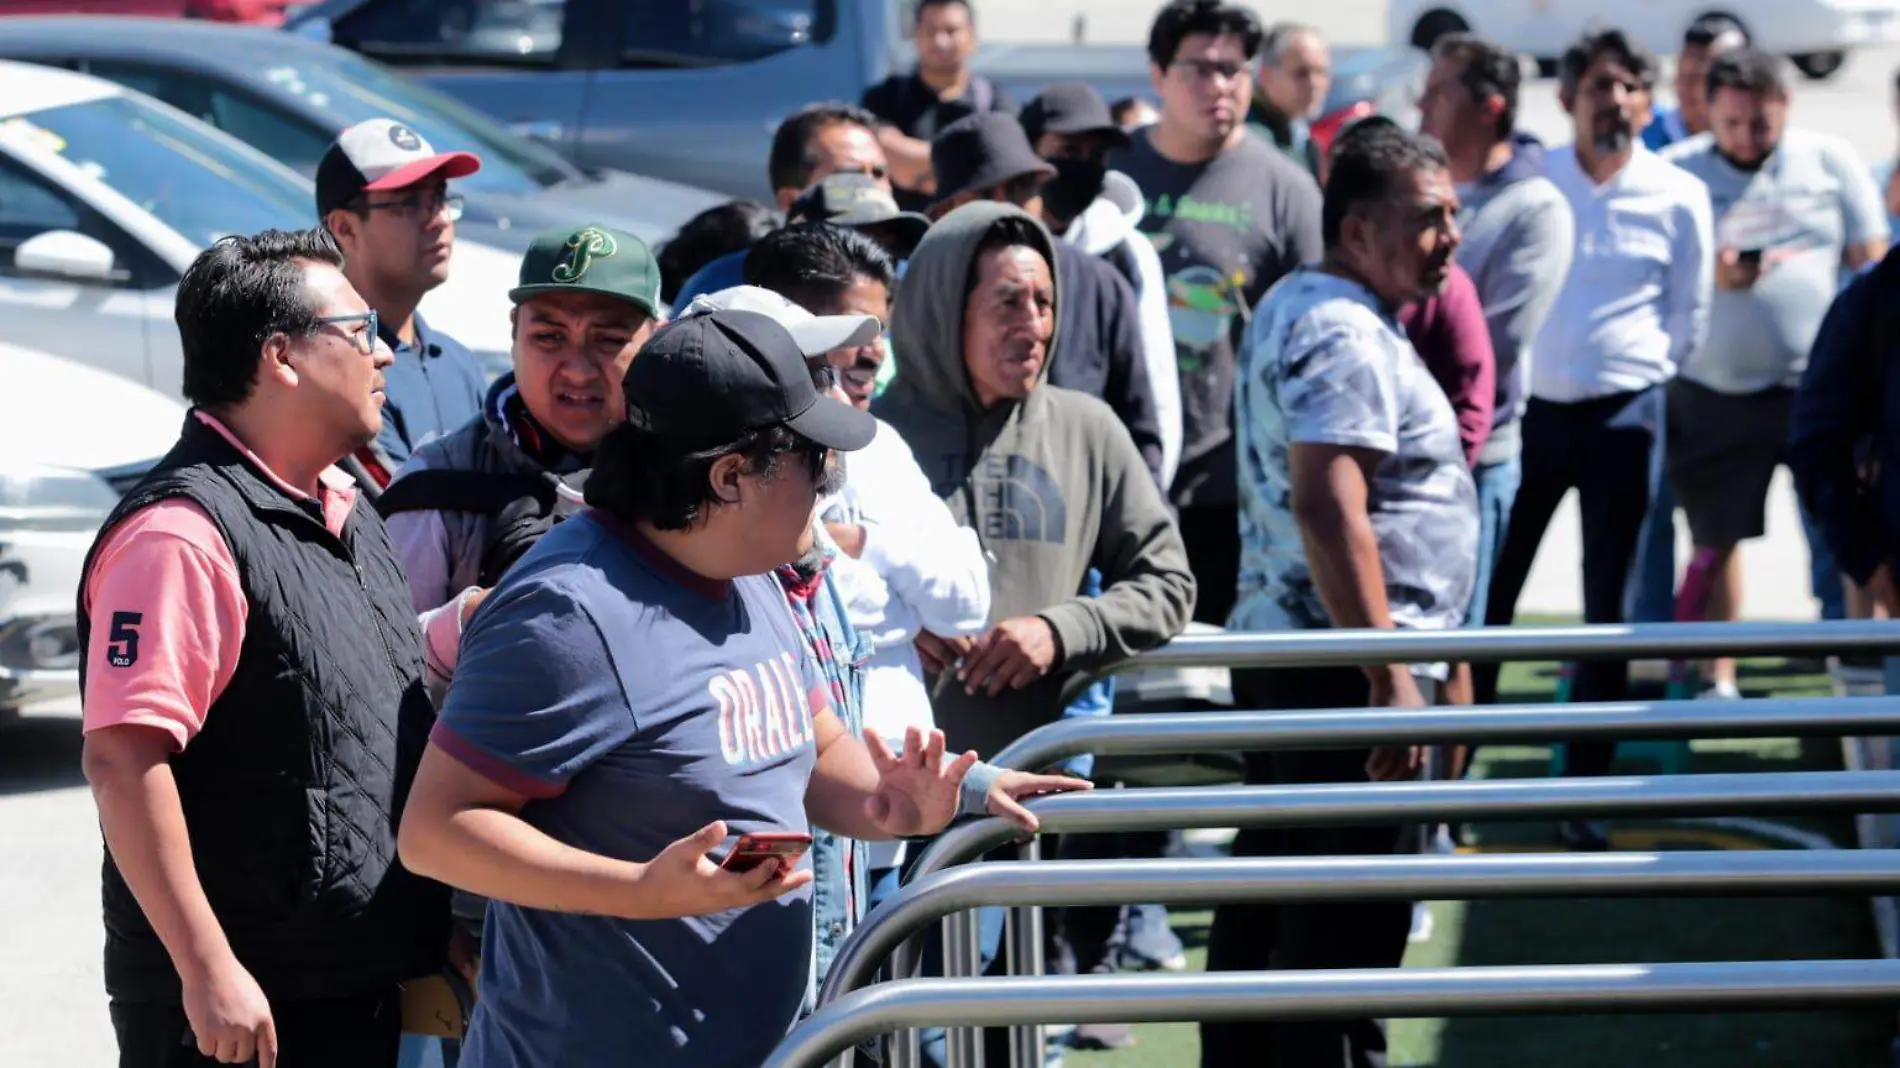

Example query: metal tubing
[773,960,1900,1068]
[1106,620,1900,675]
[883,768,1900,994]
[986,697,1900,773]
[943,911,982,1068]
[908,770,1900,886]
[1006,839,1044,1068]
[824,851,1900,1007]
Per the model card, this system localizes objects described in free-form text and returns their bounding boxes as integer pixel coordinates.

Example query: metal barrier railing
[771,960,1900,1068]
[825,851,1900,1008]
[987,696,1900,779]
[840,621,1900,1067]
[846,770,1900,1067]
[1102,619,1900,675]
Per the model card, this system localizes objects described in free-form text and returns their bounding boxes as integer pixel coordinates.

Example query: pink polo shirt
[81,412,465,750]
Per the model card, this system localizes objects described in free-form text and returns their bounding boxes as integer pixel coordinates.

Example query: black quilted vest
[77,415,447,1002]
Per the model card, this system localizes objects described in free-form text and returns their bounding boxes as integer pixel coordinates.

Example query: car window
[622,0,822,67]
[0,152,167,288]
[82,60,335,174]
[253,52,568,192]
[332,0,564,66]
[8,93,311,248]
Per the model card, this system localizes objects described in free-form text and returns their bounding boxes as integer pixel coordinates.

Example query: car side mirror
[15,230,125,283]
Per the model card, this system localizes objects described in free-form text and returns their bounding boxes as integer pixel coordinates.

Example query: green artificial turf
[1062,653,1893,1068]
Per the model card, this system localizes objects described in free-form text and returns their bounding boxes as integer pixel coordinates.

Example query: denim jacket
[779,549,1005,1008]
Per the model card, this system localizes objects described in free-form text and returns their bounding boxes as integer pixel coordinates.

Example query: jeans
[1630,475,1679,623]
[1467,455,1522,627]
[1057,569,1115,780]
[1802,500,1848,620]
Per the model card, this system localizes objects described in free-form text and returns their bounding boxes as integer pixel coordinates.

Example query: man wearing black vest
[78,229,450,1067]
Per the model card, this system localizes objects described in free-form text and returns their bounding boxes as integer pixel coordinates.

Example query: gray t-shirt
[1664,129,1886,394]
[1232,269,1478,635]
[435,512,826,1068]
[1111,129,1323,510]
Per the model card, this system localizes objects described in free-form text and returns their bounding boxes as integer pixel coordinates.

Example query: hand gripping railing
[839,770,1900,1067]
[772,960,1900,1068]
[1100,619,1900,675]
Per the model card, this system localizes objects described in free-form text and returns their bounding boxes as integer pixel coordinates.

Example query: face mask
[1040,156,1108,225]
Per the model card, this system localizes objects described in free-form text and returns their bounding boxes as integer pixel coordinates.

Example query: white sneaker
[1408,902,1435,944]
[1699,679,1742,700]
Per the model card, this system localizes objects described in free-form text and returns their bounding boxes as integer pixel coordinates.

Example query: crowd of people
[69,1,1900,1067]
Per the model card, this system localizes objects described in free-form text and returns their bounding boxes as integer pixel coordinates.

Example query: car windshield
[13,92,309,246]
[257,51,575,194]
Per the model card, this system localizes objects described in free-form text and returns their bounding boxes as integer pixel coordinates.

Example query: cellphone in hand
[1736,248,1765,266]
[719,831,813,874]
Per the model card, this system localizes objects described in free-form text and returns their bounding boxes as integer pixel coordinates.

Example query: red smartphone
[719,831,813,873]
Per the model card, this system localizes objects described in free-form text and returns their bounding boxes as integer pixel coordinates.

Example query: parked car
[0,344,186,721]
[286,0,1424,201]
[0,0,287,22]
[0,59,520,397]
[1391,0,1900,81]
[0,16,723,253]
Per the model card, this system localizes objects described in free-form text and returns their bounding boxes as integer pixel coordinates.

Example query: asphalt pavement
[7,9,1900,1065]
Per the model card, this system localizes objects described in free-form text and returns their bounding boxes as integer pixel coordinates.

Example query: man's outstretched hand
[983,769,1093,833]
[863,726,979,839]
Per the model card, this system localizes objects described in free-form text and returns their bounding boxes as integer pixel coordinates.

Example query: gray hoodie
[874,202,1197,758]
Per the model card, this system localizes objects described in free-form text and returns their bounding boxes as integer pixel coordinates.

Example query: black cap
[929,112,1056,210]
[624,310,876,452]
[1020,82,1133,148]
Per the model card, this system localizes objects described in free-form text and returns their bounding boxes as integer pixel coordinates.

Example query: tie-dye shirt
[1232,268,1478,636]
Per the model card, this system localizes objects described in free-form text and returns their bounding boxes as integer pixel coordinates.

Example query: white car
[0,344,187,719]
[1392,0,1900,80]
[0,59,518,400]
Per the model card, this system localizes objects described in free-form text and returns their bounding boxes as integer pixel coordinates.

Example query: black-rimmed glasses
[362,189,465,223]
[316,310,379,355]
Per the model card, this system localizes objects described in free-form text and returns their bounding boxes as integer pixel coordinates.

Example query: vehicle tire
[1792,51,1847,80]
[1410,9,1469,52]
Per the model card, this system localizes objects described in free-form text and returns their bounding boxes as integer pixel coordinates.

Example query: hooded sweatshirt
[1062,170,1185,489]
[1454,133,1576,466]
[874,202,1197,758]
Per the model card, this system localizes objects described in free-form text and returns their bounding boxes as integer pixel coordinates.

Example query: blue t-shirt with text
[435,512,827,1068]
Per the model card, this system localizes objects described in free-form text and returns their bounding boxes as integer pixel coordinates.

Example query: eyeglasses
[1172,58,1248,84]
[315,310,379,355]
[360,189,465,222]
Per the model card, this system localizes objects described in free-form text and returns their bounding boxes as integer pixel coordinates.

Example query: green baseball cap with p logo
[509,223,661,317]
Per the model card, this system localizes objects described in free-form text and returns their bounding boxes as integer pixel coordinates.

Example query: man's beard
[1593,125,1633,154]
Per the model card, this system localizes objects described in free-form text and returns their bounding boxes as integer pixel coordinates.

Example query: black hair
[1108,96,1150,125]
[743,221,897,314]
[1322,123,1450,245]
[914,0,972,26]
[585,422,813,531]
[1431,32,1521,138]
[1705,48,1786,100]
[1145,0,1263,70]
[1559,28,1658,96]
[767,102,882,194]
[656,200,779,304]
[1260,21,1321,69]
[1685,13,1749,50]
[175,227,345,408]
[965,215,1051,296]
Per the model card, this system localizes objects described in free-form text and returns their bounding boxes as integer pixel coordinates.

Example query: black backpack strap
[374,469,560,519]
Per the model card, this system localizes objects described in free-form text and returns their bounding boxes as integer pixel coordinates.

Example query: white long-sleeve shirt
[821,417,992,868]
[1531,144,1713,403]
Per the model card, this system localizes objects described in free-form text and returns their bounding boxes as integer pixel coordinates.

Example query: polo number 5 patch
[107,612,142,668]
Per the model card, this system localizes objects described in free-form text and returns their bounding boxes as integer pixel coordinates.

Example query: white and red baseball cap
[315,118,481,216]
